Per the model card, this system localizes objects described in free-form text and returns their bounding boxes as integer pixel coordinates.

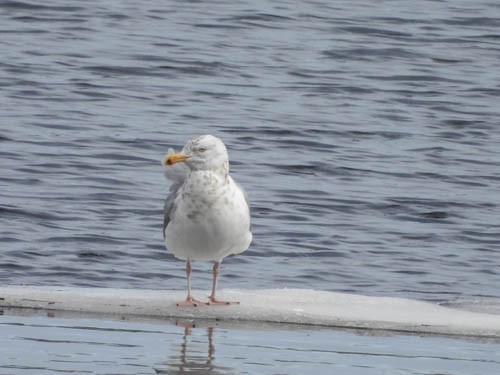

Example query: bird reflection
[154,321,238,375]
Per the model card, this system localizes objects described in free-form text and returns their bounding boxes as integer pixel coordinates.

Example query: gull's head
[163,135,229,173]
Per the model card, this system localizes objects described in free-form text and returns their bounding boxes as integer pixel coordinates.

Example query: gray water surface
[1,0,500,304]
[1,311,499,375]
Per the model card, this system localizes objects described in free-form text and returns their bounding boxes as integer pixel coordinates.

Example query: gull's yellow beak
[163,153,189,166]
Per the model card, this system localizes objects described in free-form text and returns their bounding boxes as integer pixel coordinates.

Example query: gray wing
[163,182,182,239]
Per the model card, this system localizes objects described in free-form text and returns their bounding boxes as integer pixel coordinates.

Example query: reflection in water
[155,321,238,375]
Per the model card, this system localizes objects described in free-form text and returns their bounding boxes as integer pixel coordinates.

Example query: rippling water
[1,0,500,306]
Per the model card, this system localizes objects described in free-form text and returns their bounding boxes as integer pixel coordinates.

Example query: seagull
[162,135,252,307]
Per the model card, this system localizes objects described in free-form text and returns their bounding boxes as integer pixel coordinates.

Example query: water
[1,0,500,372]
[1,311,499,375]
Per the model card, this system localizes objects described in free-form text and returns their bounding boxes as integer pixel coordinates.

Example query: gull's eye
[198,147,207,153]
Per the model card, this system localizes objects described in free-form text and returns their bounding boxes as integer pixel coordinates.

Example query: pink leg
[207,261,239,305]
[177,259,206,307]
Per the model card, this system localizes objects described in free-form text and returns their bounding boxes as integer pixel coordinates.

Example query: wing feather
[163,182,182,239]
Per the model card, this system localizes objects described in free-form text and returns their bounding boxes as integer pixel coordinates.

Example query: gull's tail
[162,148,188,182]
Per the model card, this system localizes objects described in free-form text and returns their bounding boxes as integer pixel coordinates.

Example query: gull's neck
[186,163,229,187]
[187,161,229,179]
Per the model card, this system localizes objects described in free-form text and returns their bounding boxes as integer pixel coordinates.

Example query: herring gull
[162,135,252,307]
